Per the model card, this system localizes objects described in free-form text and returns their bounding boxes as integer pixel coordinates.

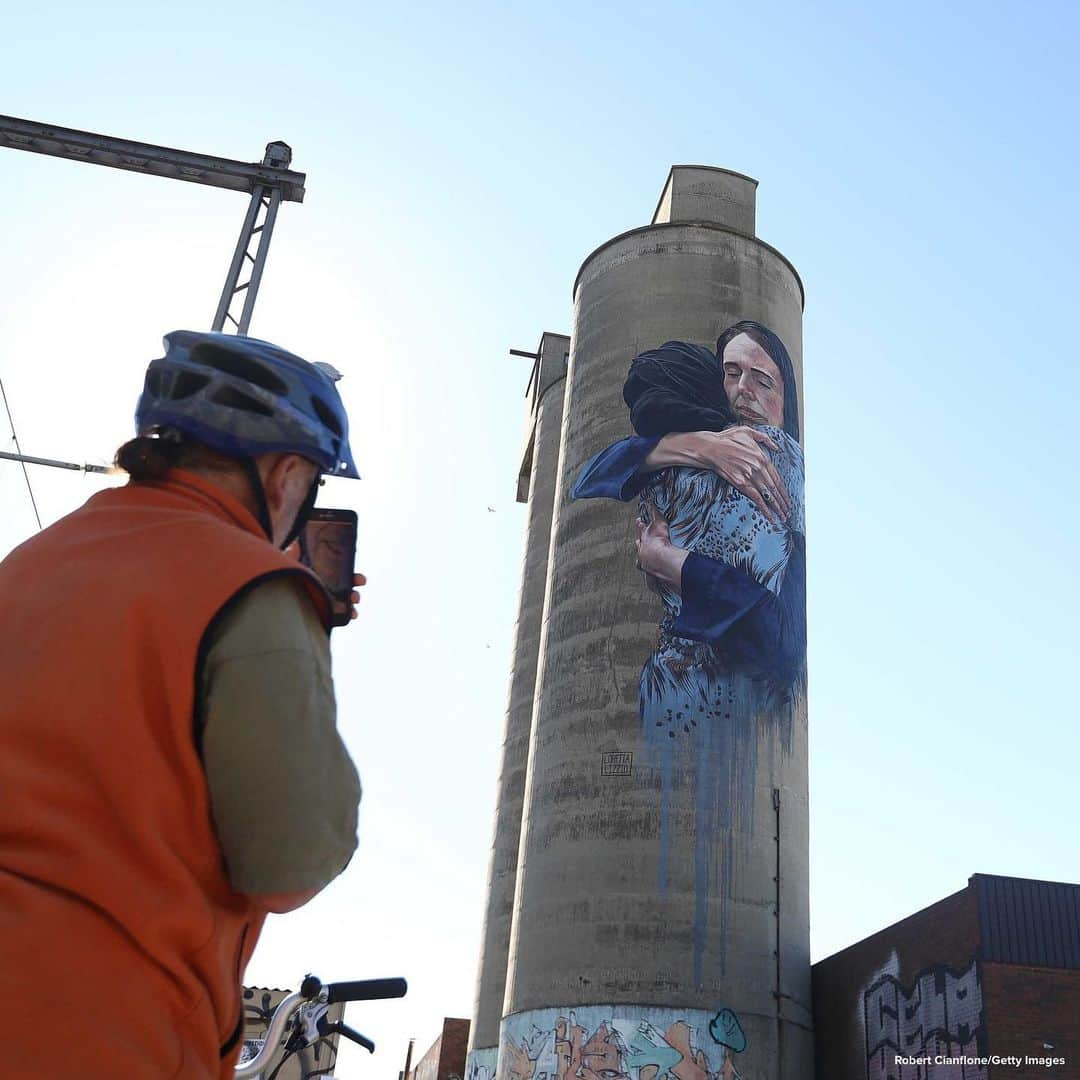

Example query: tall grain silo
[467,332,570,1080]
[499,167,811,1080]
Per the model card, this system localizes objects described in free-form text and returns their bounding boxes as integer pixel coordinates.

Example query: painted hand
[696,427,790,524]
[650,428,789,524]
[635,502,688,593]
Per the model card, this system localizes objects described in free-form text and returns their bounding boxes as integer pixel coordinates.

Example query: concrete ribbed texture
[500,169,812,1080]
[466,334,569,1080]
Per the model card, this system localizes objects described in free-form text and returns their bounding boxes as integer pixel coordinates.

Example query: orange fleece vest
[0,470,331,1078]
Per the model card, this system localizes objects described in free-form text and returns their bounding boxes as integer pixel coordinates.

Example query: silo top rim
[571,221,805,310]
[664,164,759,185]
[651,164,759,223]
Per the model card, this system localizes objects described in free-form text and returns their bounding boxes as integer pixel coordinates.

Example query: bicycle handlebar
[237,974,407,1077]
[325,977,408,1004]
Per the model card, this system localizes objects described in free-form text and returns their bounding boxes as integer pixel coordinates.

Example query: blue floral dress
[637,425,805,736]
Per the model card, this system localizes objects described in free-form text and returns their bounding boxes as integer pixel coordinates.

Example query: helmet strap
[242,458,275,543]
[282,474,321,550]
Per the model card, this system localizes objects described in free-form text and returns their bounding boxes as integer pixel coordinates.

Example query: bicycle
[235,973,407,1079]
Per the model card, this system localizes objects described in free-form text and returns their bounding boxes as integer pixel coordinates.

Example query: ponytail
[114,435,184,482]
[114,433,239,482]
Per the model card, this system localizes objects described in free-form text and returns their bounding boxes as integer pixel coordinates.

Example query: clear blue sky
[2,1,1078,1074]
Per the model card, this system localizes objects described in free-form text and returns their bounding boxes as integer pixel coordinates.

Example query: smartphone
[298,508,358,628]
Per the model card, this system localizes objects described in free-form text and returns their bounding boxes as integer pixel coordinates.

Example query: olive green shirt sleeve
[199,575,361,896]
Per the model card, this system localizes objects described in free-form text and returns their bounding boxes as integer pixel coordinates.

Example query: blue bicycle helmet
[135,330,359,478]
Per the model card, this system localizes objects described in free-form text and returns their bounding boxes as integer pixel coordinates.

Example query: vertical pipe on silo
[466,333,570,1080]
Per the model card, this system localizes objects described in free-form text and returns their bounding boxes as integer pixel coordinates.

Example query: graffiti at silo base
[863,959,986,1080]
[467,1047,499,1080]
[496,1004,747,1080]
[572,321,806,985]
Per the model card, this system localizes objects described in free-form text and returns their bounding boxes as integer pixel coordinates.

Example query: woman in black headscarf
[573,323,806,726]
[622,339,737,439]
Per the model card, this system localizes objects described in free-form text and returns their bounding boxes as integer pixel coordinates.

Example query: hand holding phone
[298,508,358,628]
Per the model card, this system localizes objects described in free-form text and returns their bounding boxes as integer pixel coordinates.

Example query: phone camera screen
[298,513,357,626]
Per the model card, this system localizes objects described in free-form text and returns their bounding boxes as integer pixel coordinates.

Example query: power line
[0,377,43,531]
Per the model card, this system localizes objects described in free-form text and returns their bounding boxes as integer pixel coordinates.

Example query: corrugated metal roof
[974,873,1080,970]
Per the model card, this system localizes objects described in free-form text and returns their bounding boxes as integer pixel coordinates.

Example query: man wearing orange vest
[0,331,364,1077]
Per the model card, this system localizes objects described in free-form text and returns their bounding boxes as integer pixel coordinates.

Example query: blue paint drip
[640,632,800,989]
[657,738,672,896]
[693,724,710,988]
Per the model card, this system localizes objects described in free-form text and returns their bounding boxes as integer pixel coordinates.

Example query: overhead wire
[0,376,42,531]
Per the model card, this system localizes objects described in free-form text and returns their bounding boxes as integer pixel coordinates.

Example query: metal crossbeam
[0,114,308,336]
[0,114,311,513]
[0,115,306,202]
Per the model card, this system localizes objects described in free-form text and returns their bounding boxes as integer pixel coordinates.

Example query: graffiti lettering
[863,960,985,1080]
[499,1006,743,1080]
[707,1010,745,1054]
[467,1049,498,1080]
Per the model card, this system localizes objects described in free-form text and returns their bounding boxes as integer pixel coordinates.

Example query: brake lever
[317,1014,375,1054]
[301,1003,330,1046]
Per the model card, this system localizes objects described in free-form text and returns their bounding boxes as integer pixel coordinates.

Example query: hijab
[623,340,735,437]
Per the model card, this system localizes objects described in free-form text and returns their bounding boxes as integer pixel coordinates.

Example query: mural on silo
[496,1004,748,1080]
[572,320,806,983]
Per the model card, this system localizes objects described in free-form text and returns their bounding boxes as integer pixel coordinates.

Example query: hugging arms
[572,425,805,682]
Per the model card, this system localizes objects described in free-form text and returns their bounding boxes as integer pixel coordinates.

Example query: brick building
[408,1018,471,1080]
[812,874,1079,1080]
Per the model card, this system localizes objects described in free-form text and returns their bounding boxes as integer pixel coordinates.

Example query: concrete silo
[498,168,811,1080]
[467,333,571,1080]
